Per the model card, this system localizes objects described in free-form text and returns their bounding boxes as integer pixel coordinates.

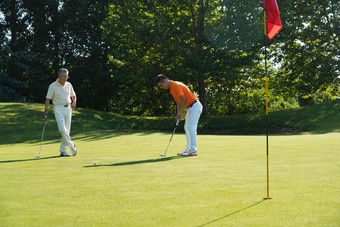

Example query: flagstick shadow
[197,200,265,227]
[0,155,61,164]
[84,155,184,168]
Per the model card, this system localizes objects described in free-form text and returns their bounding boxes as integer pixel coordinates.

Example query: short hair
[155,74,168,84]
[58,68,69,76]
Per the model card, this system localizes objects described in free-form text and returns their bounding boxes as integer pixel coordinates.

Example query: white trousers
[53,105,74,153]
[184,100,203,151]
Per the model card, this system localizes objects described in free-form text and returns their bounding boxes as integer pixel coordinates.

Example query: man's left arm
[176,95,186,122]
[70,84,76,110]
[71,96,76,110]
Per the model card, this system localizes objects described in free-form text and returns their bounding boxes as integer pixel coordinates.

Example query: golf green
[0,132,339,226]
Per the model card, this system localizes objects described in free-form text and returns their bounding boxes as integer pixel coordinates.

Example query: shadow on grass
[197,199,265,227]
[0,155,63,164]
[3,110,178,144]
[73,130,165,142]
[84,155,184,168]
[1,101,340,145]
[0,103,178,145]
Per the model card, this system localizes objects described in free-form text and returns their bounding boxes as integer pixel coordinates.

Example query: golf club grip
[176,119,179,126]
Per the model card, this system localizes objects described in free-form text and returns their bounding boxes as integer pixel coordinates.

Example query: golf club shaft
[163,119,179,156]
[37,116,47,157]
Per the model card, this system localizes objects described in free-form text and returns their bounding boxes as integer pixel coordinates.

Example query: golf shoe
[177,149,189,156]
[182,149,197,157]
[70,143,77,156]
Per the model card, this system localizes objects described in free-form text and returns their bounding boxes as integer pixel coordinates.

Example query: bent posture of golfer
[44,68,77,156]
[156,74,202,156]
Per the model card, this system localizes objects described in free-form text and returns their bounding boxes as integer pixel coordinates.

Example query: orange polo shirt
[170,81,197,107]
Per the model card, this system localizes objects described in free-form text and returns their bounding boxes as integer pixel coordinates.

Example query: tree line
[0,0,339,116]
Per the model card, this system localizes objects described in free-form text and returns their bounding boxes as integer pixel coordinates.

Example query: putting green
[0,132,339,226]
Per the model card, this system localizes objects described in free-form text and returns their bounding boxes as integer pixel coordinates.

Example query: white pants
[53,105,74,153]
[184,100,203,151]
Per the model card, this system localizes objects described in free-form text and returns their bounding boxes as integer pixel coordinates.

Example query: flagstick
[264,10,272,200]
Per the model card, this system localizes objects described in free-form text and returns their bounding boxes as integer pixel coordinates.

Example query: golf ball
[94,162,97,165]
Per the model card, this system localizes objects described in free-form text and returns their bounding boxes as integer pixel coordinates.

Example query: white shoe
[182,149,198,157]
[60,151,70,157]
[178,149,189,156]
[70,143,77,156]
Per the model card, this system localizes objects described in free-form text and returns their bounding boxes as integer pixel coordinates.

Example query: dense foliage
[0,0,338,116]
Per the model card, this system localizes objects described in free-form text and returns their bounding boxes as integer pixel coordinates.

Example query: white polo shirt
[46,80,76,105]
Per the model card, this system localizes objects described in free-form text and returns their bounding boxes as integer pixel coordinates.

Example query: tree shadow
[0,155,63,164]
[0,103,179,145]
[197,199,265,227]
[2,101,339,145]
[84,155,184,168]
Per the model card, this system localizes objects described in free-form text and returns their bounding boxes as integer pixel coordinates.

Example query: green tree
[102,0,263,116]
[270,0,339,105]
[0,0,30,101]
[0,40,29,101]
[1,0,113,107]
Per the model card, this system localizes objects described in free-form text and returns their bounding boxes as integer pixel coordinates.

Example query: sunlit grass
[0,102,339,226]
[0,132,339,226]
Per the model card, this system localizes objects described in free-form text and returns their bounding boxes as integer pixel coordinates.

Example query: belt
[55,104,70,107]
[187,100,197,108]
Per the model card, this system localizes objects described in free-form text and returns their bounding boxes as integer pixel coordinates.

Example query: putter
[160,119,179,157]
[36,116,47,158]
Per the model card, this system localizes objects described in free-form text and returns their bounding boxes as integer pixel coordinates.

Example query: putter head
[160,154,166,157]
[35,156,40,159]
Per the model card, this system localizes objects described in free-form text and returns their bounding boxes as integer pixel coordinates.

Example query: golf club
[36,116,47,158]
[160,119,179,157]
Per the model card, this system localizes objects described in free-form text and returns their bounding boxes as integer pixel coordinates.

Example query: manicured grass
[0,102,339,226]
[0,100,339,145]
[0,132,339,226]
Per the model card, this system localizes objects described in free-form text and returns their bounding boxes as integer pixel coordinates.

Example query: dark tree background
[0,0,339,116]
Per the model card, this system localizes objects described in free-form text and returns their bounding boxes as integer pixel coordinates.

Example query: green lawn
[0,102,339,226]
[1,101,340,146]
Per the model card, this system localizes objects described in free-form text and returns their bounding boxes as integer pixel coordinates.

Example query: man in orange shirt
[155,74,203,156]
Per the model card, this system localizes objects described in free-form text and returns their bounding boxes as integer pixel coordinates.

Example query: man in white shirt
[44,68,77,156]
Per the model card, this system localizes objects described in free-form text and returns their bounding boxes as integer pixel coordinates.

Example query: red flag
[263,0,282,40]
